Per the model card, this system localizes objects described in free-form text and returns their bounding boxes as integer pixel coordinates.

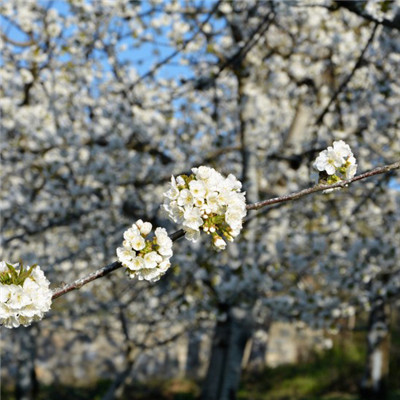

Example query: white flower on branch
[0,261,52,329]
[313,140,357,187]
[162,166,247,250]
[116,220,173,282]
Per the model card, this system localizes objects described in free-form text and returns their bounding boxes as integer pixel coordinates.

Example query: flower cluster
[0,261,52,329]
[162,166,247,250]
[313,140,357,184]
[116,220,173,282]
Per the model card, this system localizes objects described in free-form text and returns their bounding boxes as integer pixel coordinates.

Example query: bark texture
[200,307,253,400]
[185,330,203,379]
[16,326,38,400]
[360,298,390,400]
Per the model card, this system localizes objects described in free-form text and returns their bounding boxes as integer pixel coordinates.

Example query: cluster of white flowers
[313,140,357,184]
[162,166,247,250]
[116,219,173,282]
[0,261,52,329]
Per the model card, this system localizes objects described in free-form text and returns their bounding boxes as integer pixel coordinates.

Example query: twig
[215,11,274,79]
[337,1,400,33]
[246,161,399,211]
[52,261,121,299]
[0,32,35,47]
[51,161,399,300]
[315,23,378,126]
[128,1,222,89]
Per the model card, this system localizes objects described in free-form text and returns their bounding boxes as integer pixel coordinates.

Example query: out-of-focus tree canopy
[1,0,399,398]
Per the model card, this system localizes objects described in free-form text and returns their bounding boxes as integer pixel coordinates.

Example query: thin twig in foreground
[51,161,399,300]
[52,261,121,300]
[246,161,399,211]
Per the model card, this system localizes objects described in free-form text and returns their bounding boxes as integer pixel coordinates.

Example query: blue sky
[0,0,195,80]
[1,0,399,191]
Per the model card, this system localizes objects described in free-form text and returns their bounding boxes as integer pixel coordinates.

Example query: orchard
[1,1,399,400]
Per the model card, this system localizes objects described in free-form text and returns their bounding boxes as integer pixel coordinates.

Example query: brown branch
[336,1,400,33]
[246,161,399,211]
[216,11,274,79]
[51,229,185,299]
[51,161,399,300]
[0,32,35,47]
[51,261,121,300]
[128,0,222,89]
[315,22,378,126]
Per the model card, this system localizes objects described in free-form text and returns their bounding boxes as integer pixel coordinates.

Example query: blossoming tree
[1,1,399,400]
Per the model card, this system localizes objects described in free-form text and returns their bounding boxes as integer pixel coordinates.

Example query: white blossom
[117,220,173,282]
[177,189,194,207]
[0,262,52,329]
[137,220,153,236]
[162,166,246,250]
[314,148,343,175]
[128,257,145,271]
[213,235,227,251]
[183,207,204,231]
[313,140,357,184]
[332,140,353,159]
[131,235,146,251]
[345,162,357,179]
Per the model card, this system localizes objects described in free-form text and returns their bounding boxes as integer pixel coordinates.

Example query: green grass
[238,331,400,400]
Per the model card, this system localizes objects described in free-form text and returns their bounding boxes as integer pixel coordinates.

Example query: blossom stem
[51,161,399,300]
[52,261,121,300]
[246,161,400,211]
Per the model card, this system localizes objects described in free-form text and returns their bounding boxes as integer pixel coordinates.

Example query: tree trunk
[185,330,203,379]
[200,307,253,400]
[16,326,38,400]
[360,297,390,399]
[101,360,135,400]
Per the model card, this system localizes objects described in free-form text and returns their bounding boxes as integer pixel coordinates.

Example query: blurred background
[1,0,399,399]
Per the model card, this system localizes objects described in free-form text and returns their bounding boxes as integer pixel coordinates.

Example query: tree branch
[336,1,400,33]
[315,22,378,126]
[51,261,121,300]
[128,1,222,89]
[246,161,399,211]
[0,32,35,47]
[51,160,399,300]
